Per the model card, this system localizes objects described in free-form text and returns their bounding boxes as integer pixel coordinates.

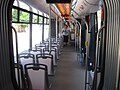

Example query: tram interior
[10,0,117,90]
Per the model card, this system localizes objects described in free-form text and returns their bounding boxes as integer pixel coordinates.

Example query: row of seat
[14,37,63,90]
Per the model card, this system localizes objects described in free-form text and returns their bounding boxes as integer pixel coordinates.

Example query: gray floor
[49,45,85,90]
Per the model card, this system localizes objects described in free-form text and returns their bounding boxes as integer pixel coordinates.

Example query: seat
[36,54,54,75]
[18,53,35,71]
[24,63,49,90]
[43,48,57,66]
[29,49,42,63]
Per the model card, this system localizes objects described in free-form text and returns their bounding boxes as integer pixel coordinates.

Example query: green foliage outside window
[32,14,38,23]
[39,16,43,23]
[20,11,30,22]
[12,8,18,22]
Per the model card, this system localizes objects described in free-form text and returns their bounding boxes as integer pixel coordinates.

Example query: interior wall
[103,0,120,90]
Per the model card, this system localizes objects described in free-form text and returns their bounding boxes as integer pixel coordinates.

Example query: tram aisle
[50,45,85,90]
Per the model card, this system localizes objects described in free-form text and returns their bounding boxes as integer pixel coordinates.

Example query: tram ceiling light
[65,4,70,15]
[57,4,65,15]
[56,3,71,17]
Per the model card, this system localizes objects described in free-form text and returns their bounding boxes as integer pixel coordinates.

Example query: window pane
[97,9,102,30]
[33,14,38,23]
[12,23,30,56]
[39,16,43,23]
[12,8,18,22]
[44,18,46,24]
[46,14,49,18]
[38,11,43,16]
[32,24,42,47]
[46,19,49,24]
[44,25,49,40]
[32,7,38,14]
[13,0,18,6]
[19,1,30,11]
[20,11,30,22]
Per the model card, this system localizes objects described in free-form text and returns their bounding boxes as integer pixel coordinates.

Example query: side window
[20,11,30,22]
[39,16,43,23]
[33,14,38,23]
[12,8,18,22]
[12,23,30,55]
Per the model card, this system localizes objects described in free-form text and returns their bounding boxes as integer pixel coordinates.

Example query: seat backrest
[36,54,54,75]
[51,50,57,66]
[14,63,26,89]
[25,63,49,90]
[35,44,46,51]
[18,53,35,71]
[29,49,42,63]
[47,48,57,66]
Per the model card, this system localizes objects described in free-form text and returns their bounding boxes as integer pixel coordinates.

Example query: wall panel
[103,0,120,90]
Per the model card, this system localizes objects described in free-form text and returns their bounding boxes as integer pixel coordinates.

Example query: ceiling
[72,0,101,18]
[20,0,101,19]
[20,0,60,18]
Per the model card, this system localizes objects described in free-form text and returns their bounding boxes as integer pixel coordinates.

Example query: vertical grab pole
[75,21,77,51]
[71,16,81,52]
[12,26,20,88]
[75,21,79,52]
[78,22,81,51]
[49,4,51,51]
[56,15,58,42]
[61,19,63,44]
[93,25,105,90]
[76,22,80,52]
[42,17,44,43]
[82,19,89,90]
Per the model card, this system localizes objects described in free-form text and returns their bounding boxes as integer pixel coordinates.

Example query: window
[44,18,46,24]
[39,16,43,23]
[32,24,42,47]
[12,8,18,22]
[38,11,43,16]
[46,19,49,24]
[12,23,30,55]
[32,7,38,14]
[97,9,102,30]
[44,25,49,40]
[20,11,30,22]
[19,1,30,11]
[13,0,19,6]
[33,14,38,23]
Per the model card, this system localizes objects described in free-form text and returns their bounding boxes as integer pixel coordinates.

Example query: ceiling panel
[72,0,101,18]
[20,0,60,18]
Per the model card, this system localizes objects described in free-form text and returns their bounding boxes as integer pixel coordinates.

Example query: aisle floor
[49,45,85,90]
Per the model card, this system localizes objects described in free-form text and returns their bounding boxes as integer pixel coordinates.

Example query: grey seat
[36,53,54,76]
[24,63,49,90]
